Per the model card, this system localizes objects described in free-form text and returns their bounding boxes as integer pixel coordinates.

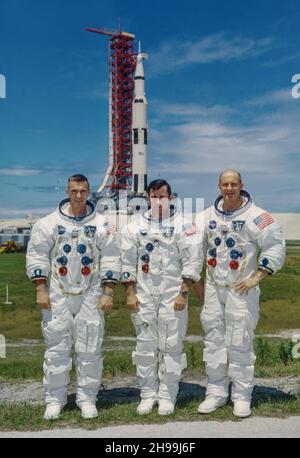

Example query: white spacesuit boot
[43,403,65,420]
[197,397,227,414]
[233,400,251,418]
[158,399,175,415]
[137,398,157,415]
[77,401,98,419]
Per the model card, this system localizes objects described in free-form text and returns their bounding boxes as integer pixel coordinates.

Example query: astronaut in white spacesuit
[121,179,202,415]
[196,170,285,418]
[26,174,120,420]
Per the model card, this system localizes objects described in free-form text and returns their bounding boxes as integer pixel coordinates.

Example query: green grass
[0,394,300,431]
[0,250,300,339]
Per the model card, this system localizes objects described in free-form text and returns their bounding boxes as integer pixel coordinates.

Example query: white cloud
[0,168,41,176]
[247,88,293,106]
[152,118,295,174]
[149,33,274,75]
[151,101,234,123]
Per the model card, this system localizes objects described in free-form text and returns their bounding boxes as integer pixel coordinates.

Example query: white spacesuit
[26,199,120,408]
[198,191,285,409]
[121,209,202,407]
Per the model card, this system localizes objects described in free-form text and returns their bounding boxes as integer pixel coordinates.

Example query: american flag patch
[253,213,275,230]
[106,223,117,235]
[184,224,197,236]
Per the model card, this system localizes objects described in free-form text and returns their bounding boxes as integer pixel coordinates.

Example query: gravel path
[0,375,299,405]
[1,416,300,438]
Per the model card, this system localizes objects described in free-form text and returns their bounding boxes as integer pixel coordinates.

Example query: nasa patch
[232,220,245,232]
[209,220,217,230]
[57,225,66,235]
[163,226,174,238]
[84,226,96,238]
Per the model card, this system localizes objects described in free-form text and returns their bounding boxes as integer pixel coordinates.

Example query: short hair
[68,174,90,188]
[147,179,172,197]
[219,169,242,183]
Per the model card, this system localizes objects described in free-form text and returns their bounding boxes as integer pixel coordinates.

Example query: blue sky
[0,0,300,218]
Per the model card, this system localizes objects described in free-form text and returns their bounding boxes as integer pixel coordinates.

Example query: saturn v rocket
[131,45,148,195]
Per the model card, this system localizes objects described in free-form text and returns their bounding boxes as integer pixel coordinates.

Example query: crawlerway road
[1,416,300,438]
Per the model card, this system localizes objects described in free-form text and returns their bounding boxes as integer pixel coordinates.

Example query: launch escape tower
[85,27,137,195]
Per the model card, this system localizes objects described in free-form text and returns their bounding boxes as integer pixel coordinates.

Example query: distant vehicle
[0,240,23,254]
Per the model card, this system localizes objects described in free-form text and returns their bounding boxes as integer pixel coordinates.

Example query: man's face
[148,185,171,217]
[219,172,243,203]
[66,180,90,209]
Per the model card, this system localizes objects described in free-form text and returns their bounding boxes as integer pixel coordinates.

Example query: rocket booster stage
[132,46,148,195]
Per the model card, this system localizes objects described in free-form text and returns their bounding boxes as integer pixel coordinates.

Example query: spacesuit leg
[157,302,188,404]
[225,287,260,403]
[131,294,159,400]
[41,300,73,406]
[74,294,105,404]
[200,282,229,401]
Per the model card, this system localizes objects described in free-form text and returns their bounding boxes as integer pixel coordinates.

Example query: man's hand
[127,293,140,313]
[98,293,114,312]
[194,279,205,301]
[174,292,188,311]
[98,284,115,312]
[123,282,140,312]
[36,283,51,310]
[235,270,268,295]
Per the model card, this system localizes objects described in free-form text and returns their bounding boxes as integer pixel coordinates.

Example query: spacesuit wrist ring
[180,290,189,298]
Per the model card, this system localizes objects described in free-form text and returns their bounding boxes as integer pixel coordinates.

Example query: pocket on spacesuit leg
[43,358,72,389]
[164,353,187,378]
[158,315,185,352]
[41,317,72,352]
[203,347,228,364]
[75,318,104,354]
[132,313,157,352]
[77,357,103,390]
[132,350,156,367]
[226,314,252,348]
[201,311,225,345]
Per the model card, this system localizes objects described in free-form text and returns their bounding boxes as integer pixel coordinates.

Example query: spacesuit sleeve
[26,218,54,281]
[98,224,121,285]
[177,221,203,283]
[249,212,286,275]
[120,224,138,283]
